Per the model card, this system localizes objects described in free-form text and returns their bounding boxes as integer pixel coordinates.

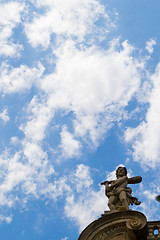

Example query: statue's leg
[108,196,117,211]
[119,191,129,210]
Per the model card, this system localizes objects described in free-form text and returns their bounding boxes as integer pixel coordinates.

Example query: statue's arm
[128,176,142,184]
[104,182,110,194]
[109,176,128,189]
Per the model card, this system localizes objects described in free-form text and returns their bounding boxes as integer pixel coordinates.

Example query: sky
[1,0,160,239]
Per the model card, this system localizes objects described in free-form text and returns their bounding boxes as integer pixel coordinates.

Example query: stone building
[78,167,160,240]
[78,209,160,240]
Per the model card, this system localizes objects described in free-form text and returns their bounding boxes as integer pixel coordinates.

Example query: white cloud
[0,152,30,193]
[142,189,156,201]
[23,142,48,167]
[20,95,53,143]
[0,1,152,227]
[0,152,31,206]
[71,164,93,192]
[60,126,81,159]
[38,39,143,149]
[13,2,143,167]
[125,63,160,167]
[0,108,9,123]
[0,81,57,208]
[64,164,106,232]
[0,154,106,230]
[25,0,108,48]
[146,39,156,54]
[10,137,19,144]
[65,190,106,232]
[0,62,44,94]
[0,215,12,224]
[0,2,24,56]
[11,38,144,170]
[49,176,72,200]
[135,182,160,220]
[0,146,55,207]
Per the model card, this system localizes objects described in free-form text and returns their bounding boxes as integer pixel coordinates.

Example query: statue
[156,195,160,202]
[101,166,142,211]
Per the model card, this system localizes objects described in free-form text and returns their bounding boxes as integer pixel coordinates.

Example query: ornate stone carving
[94,232,126,240]
[78,210,147,240]
[103,223,125,238]
[126,218,142,230]
[93,232,107,240]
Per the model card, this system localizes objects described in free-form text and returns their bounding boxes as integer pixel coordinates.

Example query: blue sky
[0,0,160,239]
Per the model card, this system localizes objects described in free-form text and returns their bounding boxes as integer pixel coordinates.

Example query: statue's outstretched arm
[128,176,142,184]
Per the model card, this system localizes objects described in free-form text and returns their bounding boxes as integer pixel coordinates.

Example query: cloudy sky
[1,0,160,239]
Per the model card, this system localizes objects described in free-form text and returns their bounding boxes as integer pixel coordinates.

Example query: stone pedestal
[78,211,148,240]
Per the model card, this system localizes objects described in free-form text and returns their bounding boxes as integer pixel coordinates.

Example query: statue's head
[116,166,127,178]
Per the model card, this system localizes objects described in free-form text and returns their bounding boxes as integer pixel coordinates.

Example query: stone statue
[101,167,142,211]
[156,195,160,202]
